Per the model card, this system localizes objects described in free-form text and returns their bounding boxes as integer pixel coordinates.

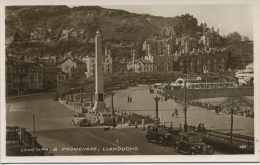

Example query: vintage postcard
[1,0,259,163]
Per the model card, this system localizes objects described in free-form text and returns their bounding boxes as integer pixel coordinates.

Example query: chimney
[217,28,219,35]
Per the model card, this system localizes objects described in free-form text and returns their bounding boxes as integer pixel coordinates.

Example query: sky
[101,4,253,40]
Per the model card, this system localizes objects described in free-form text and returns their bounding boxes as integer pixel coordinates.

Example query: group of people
[127,96,133,102]
[214,105,222,115]
[171,108,179,118]
[197,123,206,132]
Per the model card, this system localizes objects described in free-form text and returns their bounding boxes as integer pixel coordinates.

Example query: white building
[235,63,254,86]
[83,56,113,78]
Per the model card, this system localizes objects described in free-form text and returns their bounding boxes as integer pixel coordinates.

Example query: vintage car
[96,112,117,125]
[174,133,214,155]
[146,125,175,146]
[72,113,91,127]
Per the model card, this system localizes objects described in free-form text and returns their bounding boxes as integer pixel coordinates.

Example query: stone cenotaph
[93,30,106,112]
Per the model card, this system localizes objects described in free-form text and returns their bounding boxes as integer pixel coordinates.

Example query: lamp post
[183,71,188,132]
[154,95,160,118]
[230,108,234,144]
[90,91,93,108]
[111,90,115,115]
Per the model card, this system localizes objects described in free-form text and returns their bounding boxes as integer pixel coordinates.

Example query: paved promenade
[104,84,254,136]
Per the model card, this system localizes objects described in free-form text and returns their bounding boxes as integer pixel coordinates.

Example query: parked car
[96,112,114,125]
[174,133,214,155]
[146,125,175,146]
[72,113,91,127]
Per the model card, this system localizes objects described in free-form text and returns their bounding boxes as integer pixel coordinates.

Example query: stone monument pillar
[93,30,106,112]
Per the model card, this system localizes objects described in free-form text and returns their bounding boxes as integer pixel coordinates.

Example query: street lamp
[111,91,115,115]
[90,91,93,108]
[183,70,188,132]
[230,108,234,144]
[154,95,160,118]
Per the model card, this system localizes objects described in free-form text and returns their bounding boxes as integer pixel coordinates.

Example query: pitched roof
[72,58,85,64]
[135,59,152,64]
[247,63,253,66]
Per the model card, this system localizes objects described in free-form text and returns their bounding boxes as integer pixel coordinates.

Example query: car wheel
[208,148,214,154]
[175,145,180,153]
[190,150,196,155]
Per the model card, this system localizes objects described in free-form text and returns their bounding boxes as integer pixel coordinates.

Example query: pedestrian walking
[127,96,130,102]
[215,105,219,115]
[175,108,178,118]
[130,96,132,102]
[197,123,202,132]
[165,96,167,101]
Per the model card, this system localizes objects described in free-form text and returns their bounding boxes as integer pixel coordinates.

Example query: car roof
[148,125,168,128]
[179,133,199,137]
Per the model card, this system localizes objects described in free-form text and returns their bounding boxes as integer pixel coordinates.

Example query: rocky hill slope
[5,6,200,41]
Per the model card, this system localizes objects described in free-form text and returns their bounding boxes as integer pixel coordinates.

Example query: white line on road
[84,131,138,155]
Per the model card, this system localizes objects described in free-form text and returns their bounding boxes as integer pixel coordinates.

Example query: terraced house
[83,56,113,78]
[178,48,228,74]
[40,61,58,89]
[27,64,43,92]
[59,57,86,79]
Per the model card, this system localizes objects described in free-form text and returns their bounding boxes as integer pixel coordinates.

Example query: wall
[166,87,253,99]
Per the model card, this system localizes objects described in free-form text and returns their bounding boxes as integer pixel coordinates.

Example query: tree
[243,36,250,41]
[226,32,242,44]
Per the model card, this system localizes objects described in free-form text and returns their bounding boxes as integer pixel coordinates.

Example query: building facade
[27,64,43,92]
[40,62,58,89]
[83,56,113,78]
[130,59,153,74]
[6,60,13,96]
[13,61,28,95]
[104,41,141,61]
[178,49,228,74]
[60,57,86,79]
[143,37,175,56]
[112,61,127,74]
[199,25,221,48]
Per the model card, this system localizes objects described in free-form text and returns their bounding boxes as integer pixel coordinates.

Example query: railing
[207,129,254,148]
[187,126,254,148]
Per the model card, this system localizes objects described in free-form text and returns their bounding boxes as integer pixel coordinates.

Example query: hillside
[5,6,254,70]
[5,6,200,41]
